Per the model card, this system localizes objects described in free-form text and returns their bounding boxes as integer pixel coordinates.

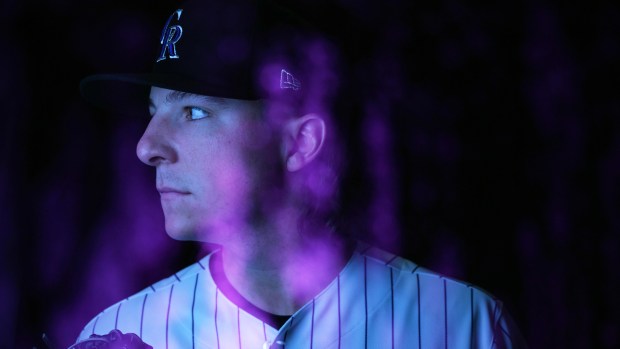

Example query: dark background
[2,0,619,348]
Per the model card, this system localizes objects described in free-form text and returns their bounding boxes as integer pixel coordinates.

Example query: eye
[185,106,212,121]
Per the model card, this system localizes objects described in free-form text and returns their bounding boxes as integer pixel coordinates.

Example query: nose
[136,115,178,166]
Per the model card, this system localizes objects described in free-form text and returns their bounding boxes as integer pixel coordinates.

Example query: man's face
[137,87,280,243]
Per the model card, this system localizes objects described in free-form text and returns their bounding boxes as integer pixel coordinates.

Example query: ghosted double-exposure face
[136,87,280,243]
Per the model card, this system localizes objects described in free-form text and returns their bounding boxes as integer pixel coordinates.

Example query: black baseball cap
[80,0,314,112]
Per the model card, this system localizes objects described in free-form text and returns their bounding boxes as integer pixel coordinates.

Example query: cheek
[193,142,257,208]
[187,121,280,212]
[212,126,271,184]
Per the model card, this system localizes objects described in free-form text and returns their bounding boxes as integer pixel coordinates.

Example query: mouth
[157,187,191,196]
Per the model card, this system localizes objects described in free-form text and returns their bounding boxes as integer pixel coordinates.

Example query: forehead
[149,87,234,108]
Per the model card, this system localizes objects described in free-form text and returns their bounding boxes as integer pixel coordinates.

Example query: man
[74,0,526,348]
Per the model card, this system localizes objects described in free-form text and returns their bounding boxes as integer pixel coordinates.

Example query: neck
[219,210,352,315]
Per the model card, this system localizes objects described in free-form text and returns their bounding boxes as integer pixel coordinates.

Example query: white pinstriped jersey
[76,243,526,348]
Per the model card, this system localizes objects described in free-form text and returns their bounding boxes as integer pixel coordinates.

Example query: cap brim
[80,74,155,114]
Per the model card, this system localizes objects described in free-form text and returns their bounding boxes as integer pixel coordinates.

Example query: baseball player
[74,0,527,348]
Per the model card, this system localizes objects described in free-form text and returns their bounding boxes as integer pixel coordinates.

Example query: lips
[157,187,190,195]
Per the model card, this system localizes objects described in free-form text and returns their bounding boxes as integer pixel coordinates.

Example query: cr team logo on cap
[157,9,184,62]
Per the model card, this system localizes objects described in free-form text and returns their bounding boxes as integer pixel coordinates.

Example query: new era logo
[280,69,301,91]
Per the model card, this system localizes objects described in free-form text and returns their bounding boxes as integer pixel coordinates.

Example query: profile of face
[136,87,281,243]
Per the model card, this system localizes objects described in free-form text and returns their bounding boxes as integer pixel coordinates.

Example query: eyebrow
[149,90,229,110]
[166,90,229,106]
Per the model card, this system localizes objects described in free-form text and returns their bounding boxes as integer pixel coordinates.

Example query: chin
[164,220,200,241]
[165,230,199,241]
[165,218,223,243]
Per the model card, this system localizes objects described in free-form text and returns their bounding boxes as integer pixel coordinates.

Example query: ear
[283,114,327,172]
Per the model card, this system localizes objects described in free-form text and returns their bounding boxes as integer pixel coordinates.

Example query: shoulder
[75,252,215,343]
[358,241,496,302]
[356,242,527,348]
